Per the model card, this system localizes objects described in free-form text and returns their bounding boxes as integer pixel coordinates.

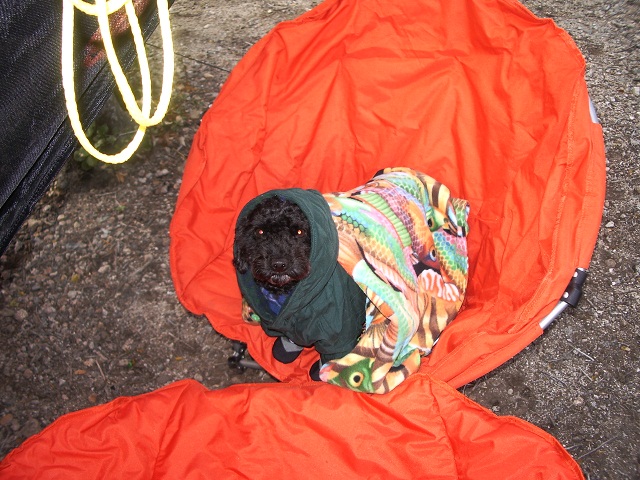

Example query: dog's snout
[272,260,287,272]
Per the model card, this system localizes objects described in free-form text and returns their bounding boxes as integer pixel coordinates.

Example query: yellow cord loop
[62,0,174,164]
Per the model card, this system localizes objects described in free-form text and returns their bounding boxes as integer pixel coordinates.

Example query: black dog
[233,196,312,295]
[233,192,368,376]
[233,195,315,367]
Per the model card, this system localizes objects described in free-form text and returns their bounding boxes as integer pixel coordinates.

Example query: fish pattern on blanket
[320,167,469,394]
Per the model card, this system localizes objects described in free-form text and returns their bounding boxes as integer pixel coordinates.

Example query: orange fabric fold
[0,377,584,479]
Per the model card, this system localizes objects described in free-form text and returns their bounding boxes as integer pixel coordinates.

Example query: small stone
[193,373,204,383]
[507,388,514,395]
[23,368,33,379]
[573,397,584,405]
[10,419,20,432]
[122,338,134,352]
[605,221,615,228]
[156,373,173,385]
[98,264,111,274]
[19,418,41,438]
[633,86,640,97]
[88,394,98,404]
[0,414,13,426]
[14,309,28,321]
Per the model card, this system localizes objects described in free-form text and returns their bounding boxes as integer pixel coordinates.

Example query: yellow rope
[62,0,174,164]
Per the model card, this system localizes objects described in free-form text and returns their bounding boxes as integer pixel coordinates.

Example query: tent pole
[539,268,588,329]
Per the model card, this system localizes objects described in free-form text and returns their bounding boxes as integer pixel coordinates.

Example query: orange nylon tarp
[169,0,605,386]
[0,376,584,479]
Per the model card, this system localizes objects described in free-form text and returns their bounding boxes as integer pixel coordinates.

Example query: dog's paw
[272,336,304,363]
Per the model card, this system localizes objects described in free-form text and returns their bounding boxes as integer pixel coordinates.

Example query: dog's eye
[256,229,264,236]
[296,229,305,236]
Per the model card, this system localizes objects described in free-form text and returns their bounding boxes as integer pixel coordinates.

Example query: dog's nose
[272,261,287,272]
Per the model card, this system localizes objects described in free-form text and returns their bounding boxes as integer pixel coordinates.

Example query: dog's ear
[233,215,250,273]
[232,255,249,273]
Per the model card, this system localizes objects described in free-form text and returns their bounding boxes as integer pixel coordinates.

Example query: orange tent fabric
[169,0,605,386]
[0,376,584,479]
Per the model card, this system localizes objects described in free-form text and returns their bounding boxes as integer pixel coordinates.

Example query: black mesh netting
[0,0,172,254]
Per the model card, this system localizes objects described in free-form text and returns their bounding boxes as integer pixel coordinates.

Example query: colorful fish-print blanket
[320,167,469,394]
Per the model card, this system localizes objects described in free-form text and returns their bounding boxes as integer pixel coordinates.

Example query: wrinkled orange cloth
[170,0,605,387]
[0,376,584,479]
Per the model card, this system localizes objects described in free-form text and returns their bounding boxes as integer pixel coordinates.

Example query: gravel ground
[1,1,638,478]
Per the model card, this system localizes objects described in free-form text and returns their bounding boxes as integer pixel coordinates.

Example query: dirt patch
[1,1,638,478]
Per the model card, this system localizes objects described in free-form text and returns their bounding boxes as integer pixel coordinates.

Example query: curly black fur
[233,196,312,294]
